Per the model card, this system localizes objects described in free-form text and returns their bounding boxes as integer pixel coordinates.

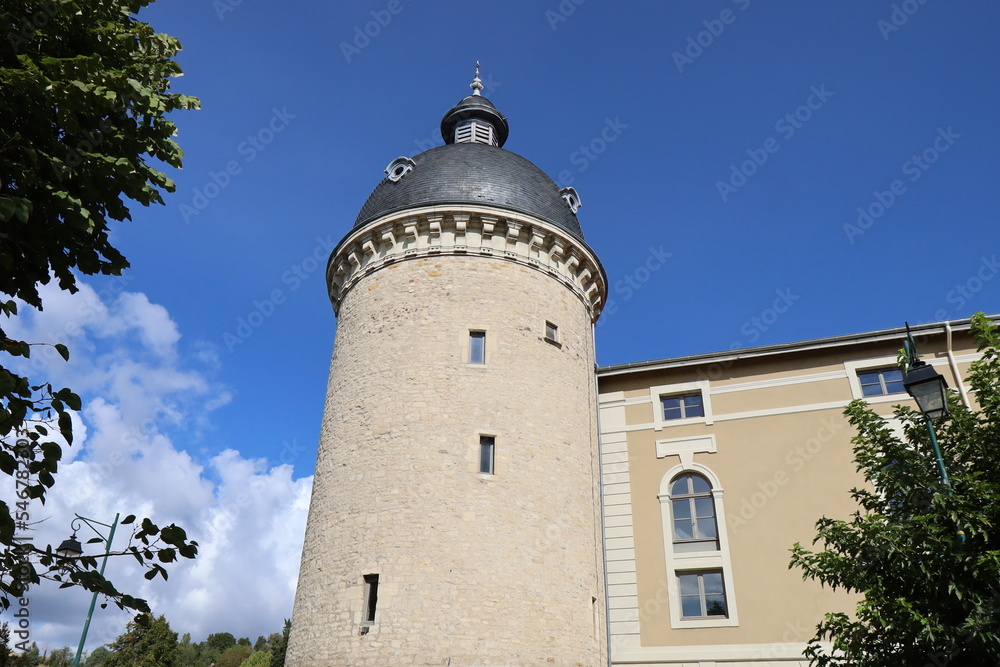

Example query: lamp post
[56,513,120,667]
[901,325,964,543]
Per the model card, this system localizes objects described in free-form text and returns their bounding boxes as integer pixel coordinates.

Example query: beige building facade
[597,320,983,666]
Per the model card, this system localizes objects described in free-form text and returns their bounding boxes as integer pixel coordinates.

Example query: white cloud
[2,281,311,653]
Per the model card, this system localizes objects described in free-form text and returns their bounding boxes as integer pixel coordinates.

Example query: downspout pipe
[944,321,971,408]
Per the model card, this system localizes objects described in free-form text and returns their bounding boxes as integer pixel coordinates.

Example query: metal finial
[470,61,483,96]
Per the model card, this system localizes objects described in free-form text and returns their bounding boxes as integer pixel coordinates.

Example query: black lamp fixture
[903,360,950,420]
[56,534,83,558]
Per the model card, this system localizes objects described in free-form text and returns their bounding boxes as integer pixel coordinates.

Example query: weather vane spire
[470,61,483,96]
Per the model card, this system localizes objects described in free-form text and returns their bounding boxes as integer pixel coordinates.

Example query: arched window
[669,473,719,553]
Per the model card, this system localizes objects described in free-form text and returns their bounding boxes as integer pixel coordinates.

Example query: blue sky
[11,0,1000,653]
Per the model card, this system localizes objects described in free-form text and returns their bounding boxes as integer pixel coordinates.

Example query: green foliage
[103,614,177,667]
[252,636,267,652]
[0,0,200,308]
[269,620,290,667]
[82,646,112,667]
[240,651,271,667]
[216,646,251,667]
[173,633,212,667]
[0,0,198,618]
[791,313,1000,665]
[43,647,72,667]
[205,632,236,653]
[93,618,289,667]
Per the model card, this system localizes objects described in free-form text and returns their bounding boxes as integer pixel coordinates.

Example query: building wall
[288,252,607,666]
[597,326,981,666]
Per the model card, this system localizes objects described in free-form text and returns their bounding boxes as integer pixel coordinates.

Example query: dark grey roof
[353,142,584,239]
[440,95,509,147]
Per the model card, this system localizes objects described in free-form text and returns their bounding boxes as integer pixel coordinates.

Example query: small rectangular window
[469,331,485,364]
[678,570,728,619]
[858,367,905,396]
[362,574,379,626]
[544,321,559,343]
[479,435,495,474]
[662,393,704,421]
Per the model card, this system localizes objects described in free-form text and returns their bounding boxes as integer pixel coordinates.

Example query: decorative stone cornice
[327,205,607,321]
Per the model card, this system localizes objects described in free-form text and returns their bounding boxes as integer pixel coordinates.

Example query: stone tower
[286,67,608,666]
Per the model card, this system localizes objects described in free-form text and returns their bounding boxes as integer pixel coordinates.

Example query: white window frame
[658,463,739,628]
[676,569,730,620]
[668,473,721,553]
[844,356,919,405]
[650,380,713,431]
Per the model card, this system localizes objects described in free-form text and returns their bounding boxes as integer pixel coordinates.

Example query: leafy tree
[216,646,251,667]
[173,633,203,667]
[237,636,250,647]
[82,646,112,667]
[269,620,290,667]
[0,635,38,667]
[9,640,39,666]
[240,651,271,667]
[103,614,178,667]
[43,647,72,667]
[791,313,1000,666]
[252,636,267,652]
[205,632,236,654]
[0,0,199,619]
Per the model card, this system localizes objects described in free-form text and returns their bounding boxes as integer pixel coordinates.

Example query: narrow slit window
[362,574,379,626]
[469,330,486,364]
[545,321,558,343]
[479,435,495,474]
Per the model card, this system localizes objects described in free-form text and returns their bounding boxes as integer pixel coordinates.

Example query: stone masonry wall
[287,253,607,666]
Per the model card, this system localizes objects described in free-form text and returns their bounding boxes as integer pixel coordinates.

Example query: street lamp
[903,360,950,421]
[902,325,964,543]
[58,513,120,667]
[55,535,83,558]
